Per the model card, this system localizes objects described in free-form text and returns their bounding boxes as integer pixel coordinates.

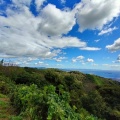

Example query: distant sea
[62,69,120,82]
[37,67,120,82]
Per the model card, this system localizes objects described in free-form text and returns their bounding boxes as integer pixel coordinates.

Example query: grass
[0,93,23,120]
[92,76,104,86]
[0,94,10,119]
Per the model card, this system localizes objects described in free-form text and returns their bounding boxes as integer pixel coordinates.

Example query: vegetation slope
[0,66,120,120]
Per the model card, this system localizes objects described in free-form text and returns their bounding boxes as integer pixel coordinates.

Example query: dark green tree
[0,59,4,66]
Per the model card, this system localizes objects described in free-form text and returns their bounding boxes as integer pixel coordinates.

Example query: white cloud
[50,36,86,48]
[12,0,31,6]
[53,57,67,62]
[16,57,38,64]
[116,54,120,63]
[0,2,87,59]
[117,54,120,60]
[102,64,120,69]
[76,0,120,32]
[80,47,101,51]
[35,0,46,11]
[98,27,118,35]
[72,56,94,64]
[86,58,94,62]
[72,59,77,63]
[38,4,75,36]
[38,61,44,64]
[94,39,100,42]
[56,59,62,62]
[35,61,44,65]
[72,55,84,62]
[0,0,118,61]
[106,38,120,52]
[76,56,84,60]
[27,57,38,62]
[116,60,120,63]
[0,54,16,58]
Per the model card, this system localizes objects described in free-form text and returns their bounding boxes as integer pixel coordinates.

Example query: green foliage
[79,108,98,120]
[0,75,15,94]
[97,85,120,119]
[81,90,108,119]
[44,69,61,85]
[98,86,120,109]
[11,84,82,120]
[0,66,120,120]
[9,116,23,120]
[85,74,105,86]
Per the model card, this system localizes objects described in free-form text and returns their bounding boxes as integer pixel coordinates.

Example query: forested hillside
[0,66,120,120]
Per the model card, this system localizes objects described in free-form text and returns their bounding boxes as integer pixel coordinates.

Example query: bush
[0,75,15,94]
[81,90,107,119]
[11,84,82,120]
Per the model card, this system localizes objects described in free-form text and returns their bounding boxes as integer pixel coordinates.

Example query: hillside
[0,66,120,120]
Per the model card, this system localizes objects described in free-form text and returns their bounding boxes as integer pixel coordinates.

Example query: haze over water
[79,69,120,81]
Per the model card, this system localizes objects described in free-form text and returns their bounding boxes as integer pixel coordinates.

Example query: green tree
[81,90,107,119]
[0,59,4,66]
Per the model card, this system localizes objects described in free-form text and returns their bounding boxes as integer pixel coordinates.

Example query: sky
[0,0,120,70]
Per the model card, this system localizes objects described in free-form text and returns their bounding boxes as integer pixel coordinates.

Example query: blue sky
[0,0,120,70]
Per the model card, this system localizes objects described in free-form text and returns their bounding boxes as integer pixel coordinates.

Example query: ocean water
[78,69,120,82]
[38,68,120,82]
[63,69,120,82]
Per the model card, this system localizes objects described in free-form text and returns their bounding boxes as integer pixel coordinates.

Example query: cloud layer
[0,1,86,58]
[0,0,120,60]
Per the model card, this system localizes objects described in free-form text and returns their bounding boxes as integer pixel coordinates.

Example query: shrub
[11,84,82,120]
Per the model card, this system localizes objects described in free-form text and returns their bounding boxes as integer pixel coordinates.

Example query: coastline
[61,68,120,82]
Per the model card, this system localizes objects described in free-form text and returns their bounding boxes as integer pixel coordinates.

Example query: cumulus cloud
[1,0,117,61]
[35,0,46,11]
[72,55,84,62]
[117,55,120,60]
[76,56,84,59]
[98,27,118,35]
[35,61,44,65]
[2,57,39,66]
[86,58,94,62]
[72,57,94,63]
[80,47,101,51]
[106,38,120,52]
[116,54,120,63]
[50,36,86,48]
[37,4,75,36]
[76,0,120,32]
[53,57,67,62]
[0,1,88,59]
